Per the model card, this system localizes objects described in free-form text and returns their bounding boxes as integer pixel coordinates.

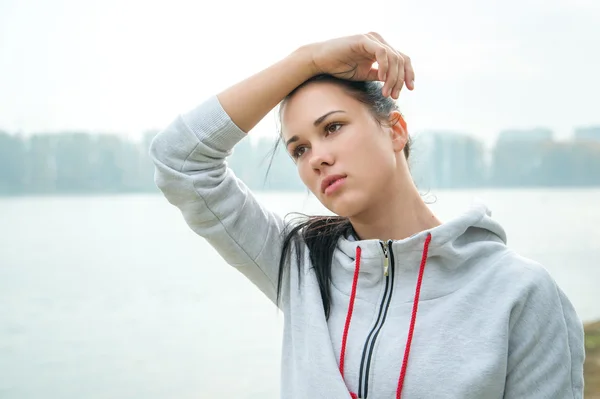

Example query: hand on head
[308,32,415,100]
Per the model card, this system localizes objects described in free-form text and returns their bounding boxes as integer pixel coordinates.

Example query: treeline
[0,131,157,194]
[0,126,599,195]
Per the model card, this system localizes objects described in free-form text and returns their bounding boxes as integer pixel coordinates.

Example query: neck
[349,178,442,242]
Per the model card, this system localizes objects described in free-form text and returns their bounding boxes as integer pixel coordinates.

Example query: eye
[325,122,343,135]
[292,145,308,159]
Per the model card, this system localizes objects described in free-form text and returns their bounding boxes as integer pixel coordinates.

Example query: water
[1,189,599,398]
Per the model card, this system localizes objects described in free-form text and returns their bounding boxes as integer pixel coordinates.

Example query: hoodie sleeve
[503,261,585,398]
[149,95,285,305]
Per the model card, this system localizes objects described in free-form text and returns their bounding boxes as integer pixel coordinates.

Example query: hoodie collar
[336,199,507,275]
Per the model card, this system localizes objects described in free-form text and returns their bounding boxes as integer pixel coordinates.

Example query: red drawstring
[340,246,362,392]
[396,232,432,398]
[339,233,432,399]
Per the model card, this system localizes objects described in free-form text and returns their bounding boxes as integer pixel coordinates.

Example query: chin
[321,193,366,218]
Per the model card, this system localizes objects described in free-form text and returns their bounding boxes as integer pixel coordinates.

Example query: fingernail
[411,79,415,88]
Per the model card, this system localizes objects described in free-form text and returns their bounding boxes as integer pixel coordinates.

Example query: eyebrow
[313,110,345,126]
[285,110,346,149]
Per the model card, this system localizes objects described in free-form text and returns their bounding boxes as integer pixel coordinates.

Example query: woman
[150,33,585,398]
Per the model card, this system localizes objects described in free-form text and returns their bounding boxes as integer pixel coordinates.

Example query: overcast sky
[1,0,599,144]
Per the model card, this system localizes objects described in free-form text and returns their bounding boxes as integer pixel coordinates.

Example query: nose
[308,143,334,172]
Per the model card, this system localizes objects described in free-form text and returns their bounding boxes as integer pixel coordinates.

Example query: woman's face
[281,82,407,217]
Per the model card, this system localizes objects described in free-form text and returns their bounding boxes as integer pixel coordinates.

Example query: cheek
[348,135,397,193]
[297,162,316,191]
[347,131,393,171]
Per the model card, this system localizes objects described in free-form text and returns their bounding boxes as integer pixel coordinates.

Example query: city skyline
[1,126,598,197]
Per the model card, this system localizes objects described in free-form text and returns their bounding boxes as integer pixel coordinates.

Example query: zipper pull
[382,245,389,277]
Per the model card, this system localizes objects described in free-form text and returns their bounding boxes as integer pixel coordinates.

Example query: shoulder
[490,249,582,331]
[481,248,570,320]
[488,247,557,293]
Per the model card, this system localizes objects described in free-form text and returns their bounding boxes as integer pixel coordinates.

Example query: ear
[388,111,408,153]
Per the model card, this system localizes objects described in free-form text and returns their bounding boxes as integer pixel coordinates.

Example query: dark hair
[272,74,412,318]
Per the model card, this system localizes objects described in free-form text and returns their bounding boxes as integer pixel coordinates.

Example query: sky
[1,0,599,145]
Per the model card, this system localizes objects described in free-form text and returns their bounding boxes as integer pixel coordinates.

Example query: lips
[321,174,347,194]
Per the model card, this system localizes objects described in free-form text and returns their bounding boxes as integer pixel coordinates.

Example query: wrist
[288,44,320,80]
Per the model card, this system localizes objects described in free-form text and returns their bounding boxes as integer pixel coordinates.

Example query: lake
[1,189,599,398]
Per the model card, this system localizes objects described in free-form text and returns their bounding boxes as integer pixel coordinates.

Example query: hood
[333,198,509,303]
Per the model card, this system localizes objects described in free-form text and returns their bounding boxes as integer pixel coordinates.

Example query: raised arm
[149,33,413,305]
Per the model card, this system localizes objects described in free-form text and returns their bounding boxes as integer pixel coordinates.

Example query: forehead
[280,82,366,138]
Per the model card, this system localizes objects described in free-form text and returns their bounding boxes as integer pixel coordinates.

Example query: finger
[380,45,404,98]
[392,54,405,99]
[366,31,386,44]
[367,32,415,92]
[383,48,399,98]
[365,67,380,81]
[366,32,404,97]
[361,35,388,82]
[400,52,415,90]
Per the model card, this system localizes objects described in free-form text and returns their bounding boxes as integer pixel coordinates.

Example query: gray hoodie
[149,95,585,398]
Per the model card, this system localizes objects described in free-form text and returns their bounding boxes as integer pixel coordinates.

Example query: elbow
[147,125,186,173]
[147,129,179,193]
[147,129,166,165]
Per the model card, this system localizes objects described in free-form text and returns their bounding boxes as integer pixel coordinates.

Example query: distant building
[536,140,600,186]
[574,126,600,142]
[496,127,554,143]
[491,127,555,187]
[410,131,485,189]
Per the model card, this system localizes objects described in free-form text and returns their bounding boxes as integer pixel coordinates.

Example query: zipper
[382,244,389,276]
[357,240,395,398]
